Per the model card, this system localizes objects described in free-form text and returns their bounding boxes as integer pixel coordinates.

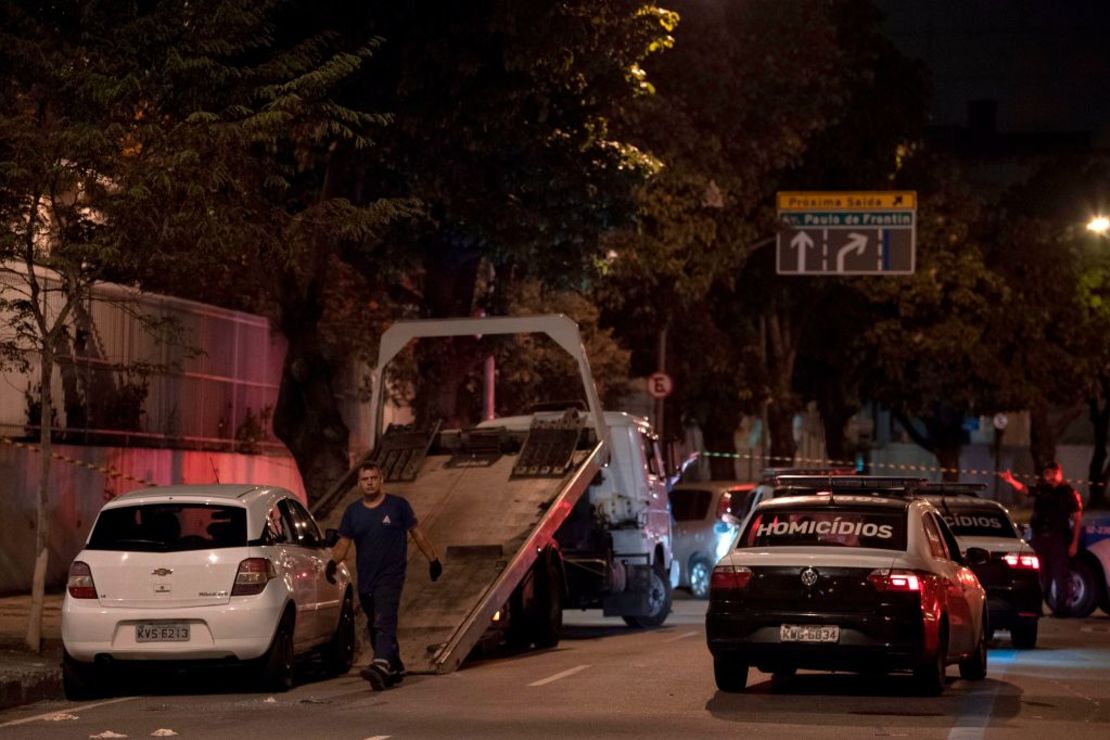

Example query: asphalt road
[2,598,1109,739]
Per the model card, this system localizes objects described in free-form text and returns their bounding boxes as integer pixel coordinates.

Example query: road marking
[0,697,136,728]
[528,664,590,687]
[946,649,1012,740]
[662,631,698,643]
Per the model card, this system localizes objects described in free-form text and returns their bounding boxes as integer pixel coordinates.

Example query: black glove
[429,559,443,582]
[325,559,338,584]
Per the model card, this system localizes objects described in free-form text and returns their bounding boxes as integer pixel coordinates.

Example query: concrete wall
[0,442,305,595]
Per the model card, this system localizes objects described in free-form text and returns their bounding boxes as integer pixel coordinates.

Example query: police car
[706,478,988,695]
[914,483,1041,648]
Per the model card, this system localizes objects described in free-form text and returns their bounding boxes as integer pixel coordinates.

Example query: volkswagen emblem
[151,568,174,577]
[799,567,818,587]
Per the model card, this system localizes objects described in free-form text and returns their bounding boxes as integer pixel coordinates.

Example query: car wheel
[322,595,355,675]
[959,618,988,680]
[913,626,947,696]
[62,650,103,701]
[622,562,672,629]
[713,653,749,692]
[1011,618,1038,649]
[258,611,295,692]
[1047,559,1100,618]
[688,558,711,600]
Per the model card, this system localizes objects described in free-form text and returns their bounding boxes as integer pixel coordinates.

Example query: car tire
[62,650,102,701]
[322,594,355,675]
[688,558,711,600]
[258,611,295,692]
[1047,559,1100,618]
[713,653,749,692]
[958,618,988,680]
[622,561,672,629]
[1011,618,1038,649]
[913,626,947,696]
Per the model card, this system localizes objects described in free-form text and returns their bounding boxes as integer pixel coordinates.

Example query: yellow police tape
[1,436,157,488]
[701,451,1091,487]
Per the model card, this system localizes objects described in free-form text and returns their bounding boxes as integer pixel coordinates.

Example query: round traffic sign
[648,371,674,399]
[992,413,1009,431]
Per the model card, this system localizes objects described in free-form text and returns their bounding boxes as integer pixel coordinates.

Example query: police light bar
[775,475,928,496]
[761,467,856,483]
[914,483,985,497]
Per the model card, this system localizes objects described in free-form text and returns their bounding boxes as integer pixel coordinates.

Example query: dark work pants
[1032,533,1072,617]
[358,581,405,672]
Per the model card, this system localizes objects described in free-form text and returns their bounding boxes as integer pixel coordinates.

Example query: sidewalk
[0,591,64,711]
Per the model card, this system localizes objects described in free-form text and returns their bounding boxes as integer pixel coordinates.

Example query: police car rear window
[87,504,247,552]
[940,509,1017,538]
[739,507,907,550]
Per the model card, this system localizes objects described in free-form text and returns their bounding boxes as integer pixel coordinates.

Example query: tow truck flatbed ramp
[315,437,603,674]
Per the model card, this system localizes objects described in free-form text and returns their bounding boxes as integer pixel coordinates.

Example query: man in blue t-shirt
[330,462,441,690]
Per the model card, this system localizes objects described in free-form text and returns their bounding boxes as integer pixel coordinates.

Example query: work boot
[358,659,391,691]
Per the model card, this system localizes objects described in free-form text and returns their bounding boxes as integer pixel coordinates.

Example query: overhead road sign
[776,191,916,276]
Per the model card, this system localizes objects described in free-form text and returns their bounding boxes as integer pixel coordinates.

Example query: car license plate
[135,622,190,642]
[779,624,839,643]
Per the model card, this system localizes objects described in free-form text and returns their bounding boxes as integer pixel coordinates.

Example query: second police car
[913,483,1041,648]
[706,477,989,695]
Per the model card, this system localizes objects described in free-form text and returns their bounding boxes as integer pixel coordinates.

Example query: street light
[1088,216,1110,235]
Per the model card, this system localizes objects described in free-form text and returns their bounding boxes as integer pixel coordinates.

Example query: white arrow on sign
[836,232,868,273]
[792,231,814,273]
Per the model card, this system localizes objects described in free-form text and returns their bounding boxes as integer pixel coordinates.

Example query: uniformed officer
[329,462,442,689]
[999,462,1082,617]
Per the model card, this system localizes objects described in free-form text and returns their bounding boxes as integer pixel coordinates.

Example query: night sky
[875,0,1110,138]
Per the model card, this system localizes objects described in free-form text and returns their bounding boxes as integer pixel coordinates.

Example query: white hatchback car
[62,484,354,698]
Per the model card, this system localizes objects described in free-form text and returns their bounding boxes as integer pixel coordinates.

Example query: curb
[0,661,62,712]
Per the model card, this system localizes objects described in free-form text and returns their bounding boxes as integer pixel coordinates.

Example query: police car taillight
[1003,553,1039,570]
[231,557,275,596]
[67,561,97,599]
[710,564,753,592]
[868,568,921,592]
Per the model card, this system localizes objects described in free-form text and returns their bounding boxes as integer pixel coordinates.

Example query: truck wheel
[529,553,563,649]
[1048,559,1099,618]
[713,653,749,692]
[622,563,672,629]
[688,557,711,600]
[1011,618,1038,649]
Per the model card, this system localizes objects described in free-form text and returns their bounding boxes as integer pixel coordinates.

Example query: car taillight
[67,561,97,599]
[710,564,753,593]
[231,557,275,596]
[868,568,922,592]
[1003,553,1039,570]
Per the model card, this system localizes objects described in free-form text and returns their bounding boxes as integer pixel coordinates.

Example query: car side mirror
[324,528,340,548]
[965,546,990,566]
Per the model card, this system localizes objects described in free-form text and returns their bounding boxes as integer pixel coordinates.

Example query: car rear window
[669,489,712,521]
[940,509,1017,538]
[739,507,907,550]
[87,503,247,552]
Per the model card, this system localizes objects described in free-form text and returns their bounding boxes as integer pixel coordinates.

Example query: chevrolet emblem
[151,568,174,577]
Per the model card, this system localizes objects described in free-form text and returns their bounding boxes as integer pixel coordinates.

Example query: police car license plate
[779,624,839,643]
[135,622,190,642]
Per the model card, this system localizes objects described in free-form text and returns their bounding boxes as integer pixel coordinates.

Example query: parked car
[62,484,354,698]
[706,479,989,695]
[669,482,755,598]
[914,483,1041,648]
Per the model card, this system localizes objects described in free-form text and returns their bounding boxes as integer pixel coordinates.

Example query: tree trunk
[702,424,739,480]
[26,346,53,653]
[1089,380,1110,509]
[272,298,350,507]
[764,310,798,464]
[816,376,854,464]
[1028,398,1055,472]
